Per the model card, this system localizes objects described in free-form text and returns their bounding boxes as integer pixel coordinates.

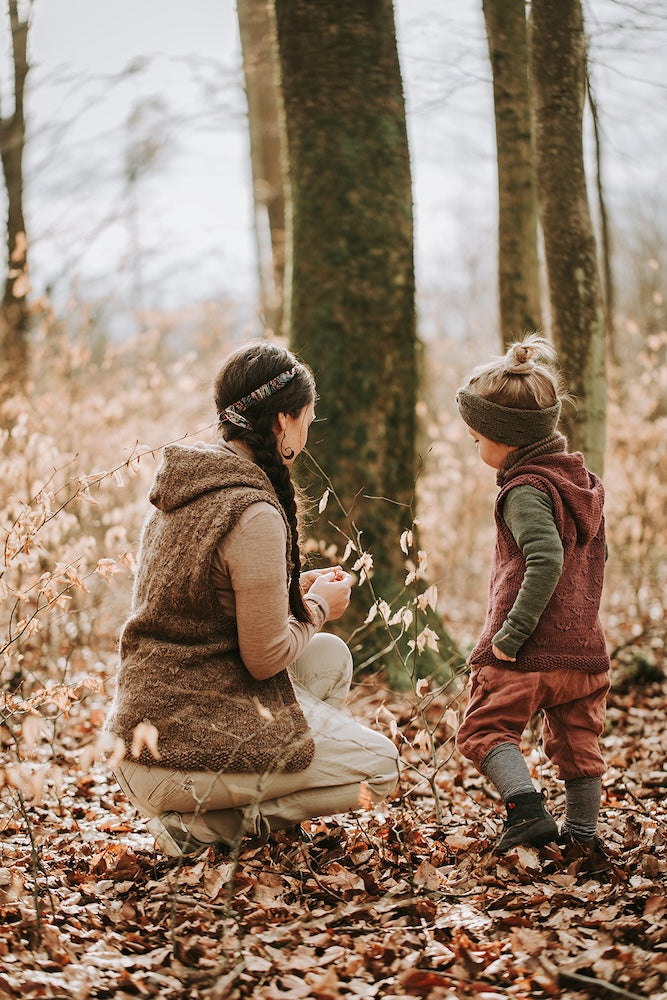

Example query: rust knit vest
[469,452,610,673]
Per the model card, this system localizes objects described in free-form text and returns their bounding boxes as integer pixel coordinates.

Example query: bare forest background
[0,1,666,998]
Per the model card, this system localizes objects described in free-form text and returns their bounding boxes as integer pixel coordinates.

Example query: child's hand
[492,644,516,662]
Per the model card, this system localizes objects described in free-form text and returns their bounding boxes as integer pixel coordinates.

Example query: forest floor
[0,672,665,1000]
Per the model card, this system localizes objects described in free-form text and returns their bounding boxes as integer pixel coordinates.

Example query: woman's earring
[281,433,295,460]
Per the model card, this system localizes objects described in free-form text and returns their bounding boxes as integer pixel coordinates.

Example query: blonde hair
[463,333,563,411]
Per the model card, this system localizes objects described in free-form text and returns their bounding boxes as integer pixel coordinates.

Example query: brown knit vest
[106,444,315,773]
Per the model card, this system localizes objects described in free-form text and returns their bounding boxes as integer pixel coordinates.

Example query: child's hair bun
[503,334,556,375]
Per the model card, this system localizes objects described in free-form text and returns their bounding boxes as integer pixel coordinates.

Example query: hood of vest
[503,451,604,545]
[149,442,271,512]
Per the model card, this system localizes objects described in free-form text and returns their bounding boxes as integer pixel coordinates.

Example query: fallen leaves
[0,679,666,999]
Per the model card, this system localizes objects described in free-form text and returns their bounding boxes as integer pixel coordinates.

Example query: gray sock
[481,742,536,801]
[562,776,601,841]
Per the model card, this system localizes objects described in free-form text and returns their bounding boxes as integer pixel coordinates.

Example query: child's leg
[456,663,538,772]
[562,776,602,841]
[457,665,558,850]
[482,742,557,851]
[541,670,609,842]
[481,742,535,799]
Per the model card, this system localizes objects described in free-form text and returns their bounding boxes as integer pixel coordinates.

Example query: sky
[2,0,666,342]
[25,1,248,324]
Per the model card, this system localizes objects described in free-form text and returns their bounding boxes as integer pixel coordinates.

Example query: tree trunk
[0,0,31,399]
[237,0,286,338]
[530,0,606,474]
[274,0,463,674]
[483,0,541,347]
[586,67,616,367]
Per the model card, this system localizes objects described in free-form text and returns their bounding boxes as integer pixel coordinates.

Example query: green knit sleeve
[493,484,564,659]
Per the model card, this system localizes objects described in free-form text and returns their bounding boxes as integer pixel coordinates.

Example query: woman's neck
[222,438,255,461]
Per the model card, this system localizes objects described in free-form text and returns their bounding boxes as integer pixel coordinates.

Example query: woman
[106,340,399,858]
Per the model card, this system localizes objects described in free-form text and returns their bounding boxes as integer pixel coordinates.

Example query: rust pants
[456,663,610,781]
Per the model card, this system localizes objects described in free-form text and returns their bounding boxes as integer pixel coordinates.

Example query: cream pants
[114,633,400,845]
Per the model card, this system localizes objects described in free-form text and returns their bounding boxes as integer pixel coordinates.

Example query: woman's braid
[245,415,311,624]
[214,340,317,624]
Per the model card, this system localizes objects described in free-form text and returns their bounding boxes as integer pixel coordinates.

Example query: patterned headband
[219,366,299,430]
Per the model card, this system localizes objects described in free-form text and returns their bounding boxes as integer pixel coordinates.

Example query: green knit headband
[456,389,562,446]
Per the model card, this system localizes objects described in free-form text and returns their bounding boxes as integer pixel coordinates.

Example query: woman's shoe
[285,823,314,844]
[147,812,216,859]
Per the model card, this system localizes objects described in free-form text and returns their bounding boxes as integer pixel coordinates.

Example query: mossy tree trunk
[530,0,606,474]
[273,0,463,674]
[482,0,542,348]
[237,0,286,338]
[0,0,31,401]
[274,0,415,596]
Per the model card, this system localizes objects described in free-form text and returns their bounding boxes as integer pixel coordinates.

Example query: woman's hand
[492,644,516,662]
[299,566,345,594]
[308,569,355,621]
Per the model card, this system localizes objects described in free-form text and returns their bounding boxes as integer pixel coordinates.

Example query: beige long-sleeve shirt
[211,501,327,680]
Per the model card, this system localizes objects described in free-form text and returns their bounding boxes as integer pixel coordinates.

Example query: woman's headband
[456,388,561,446]
[219,366,299,430]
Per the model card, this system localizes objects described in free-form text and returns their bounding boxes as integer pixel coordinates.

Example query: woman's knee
[314,632,353,679]
[292,632,353,705]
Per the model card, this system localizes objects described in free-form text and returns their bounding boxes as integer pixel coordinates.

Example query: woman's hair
[462,333,563,410]
[214,340,316,623]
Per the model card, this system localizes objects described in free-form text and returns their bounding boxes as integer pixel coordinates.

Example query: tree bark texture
[0,0,29,399]
[0,0,30,398]
[530,0,606,474]
[273,0,420,622]
[482,0,541,347]
[586,67,616,366]
[237,0,286,338]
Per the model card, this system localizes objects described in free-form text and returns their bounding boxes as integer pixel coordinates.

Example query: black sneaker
[558,829,614,875]
[496,790,558,852]
[559,828,604,850]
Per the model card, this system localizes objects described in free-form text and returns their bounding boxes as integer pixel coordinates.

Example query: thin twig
[558,968,648,1000]
[296,843,347,903]
[617,780,665,822]
[3,421,217,563]
[208,960,247,1000]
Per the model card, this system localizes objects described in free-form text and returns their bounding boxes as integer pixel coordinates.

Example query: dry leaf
[130,722,162,760]
[357,781,373,810]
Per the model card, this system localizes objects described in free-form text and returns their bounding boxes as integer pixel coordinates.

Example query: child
[455,334,610,853]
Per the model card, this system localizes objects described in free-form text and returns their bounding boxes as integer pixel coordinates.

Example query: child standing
[455,334,610,853]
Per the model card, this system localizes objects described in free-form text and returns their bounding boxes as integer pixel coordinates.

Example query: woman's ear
[274,411,288,433]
